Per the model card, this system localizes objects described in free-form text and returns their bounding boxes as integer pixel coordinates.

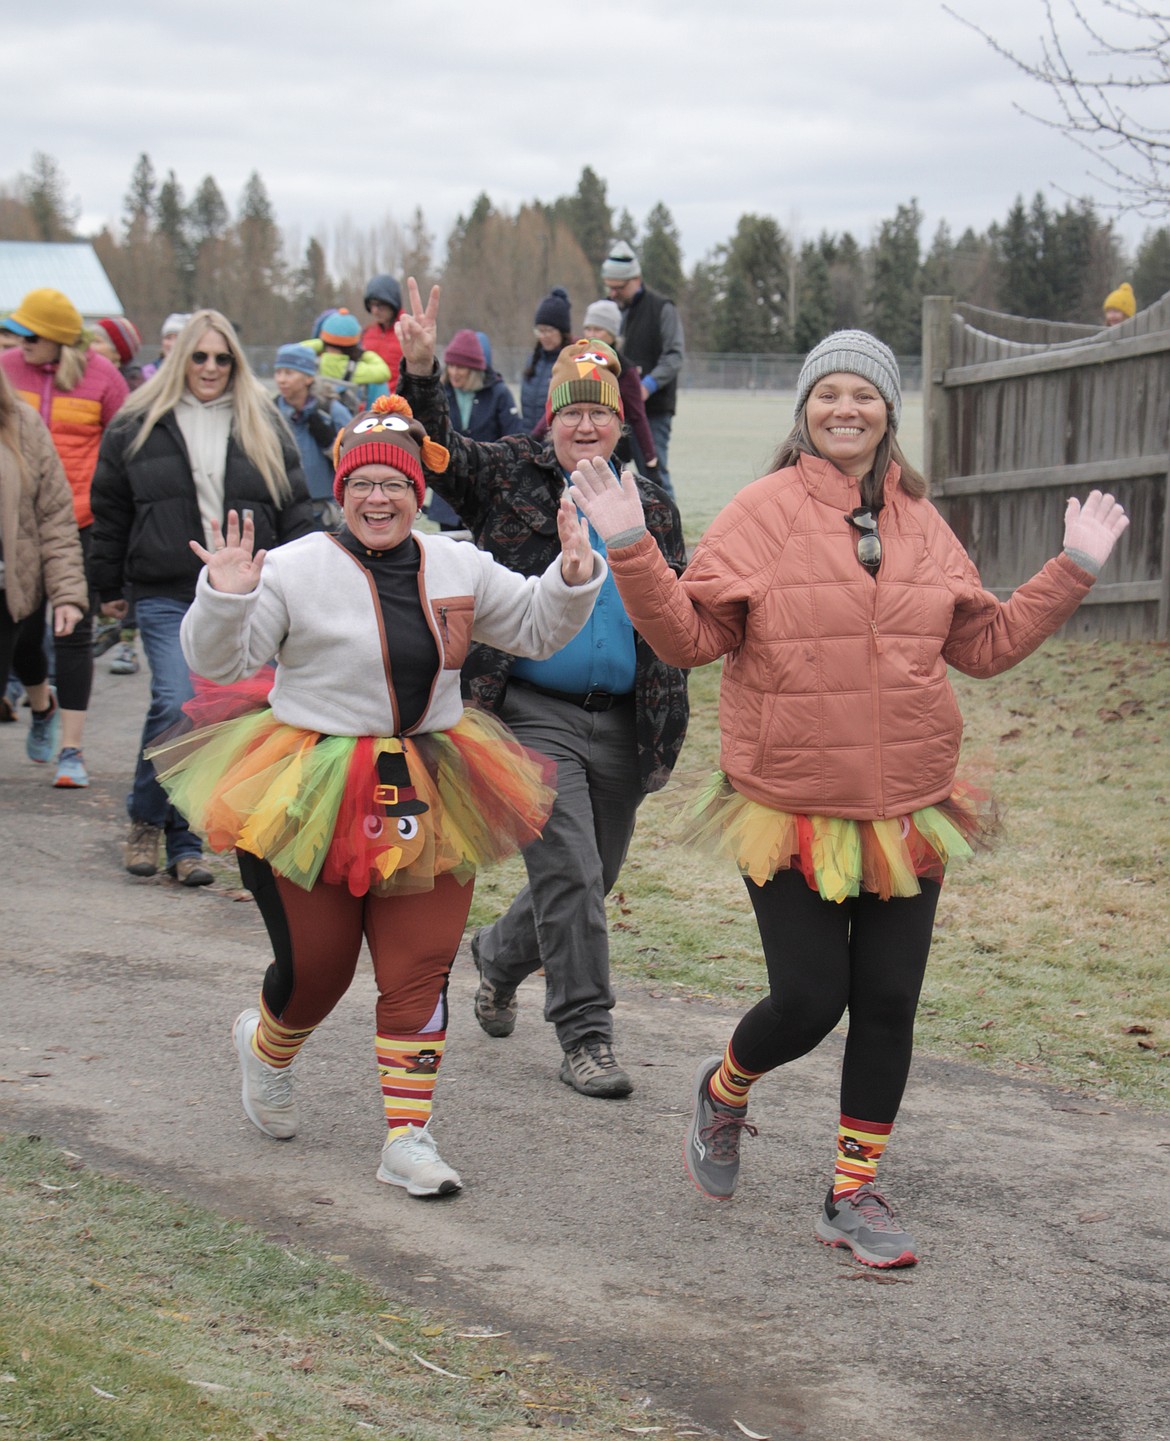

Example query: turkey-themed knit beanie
[332,394,449,506]
[546,339,623,420]
[794,330,902,430]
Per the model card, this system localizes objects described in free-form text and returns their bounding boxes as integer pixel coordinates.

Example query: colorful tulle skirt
[146,703,555,898]
[685,773,998,902]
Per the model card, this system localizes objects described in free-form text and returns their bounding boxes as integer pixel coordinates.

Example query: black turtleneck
[338,529,438,733]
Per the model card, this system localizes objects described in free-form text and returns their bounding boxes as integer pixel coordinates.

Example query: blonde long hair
[119,309,292,504]
[52,339,90,392]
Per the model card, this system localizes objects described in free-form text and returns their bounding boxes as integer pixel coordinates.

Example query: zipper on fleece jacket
[867,548,886,819]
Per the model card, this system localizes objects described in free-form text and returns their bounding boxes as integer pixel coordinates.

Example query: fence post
[1159,460,1170,641]
[921,295,953,494]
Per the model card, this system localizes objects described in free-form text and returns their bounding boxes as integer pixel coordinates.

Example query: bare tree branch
[945,1,1170,215]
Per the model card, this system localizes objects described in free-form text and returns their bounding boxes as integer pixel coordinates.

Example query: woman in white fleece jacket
[150,395,604,1197]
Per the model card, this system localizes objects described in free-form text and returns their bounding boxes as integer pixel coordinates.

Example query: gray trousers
[474,682,643,1050]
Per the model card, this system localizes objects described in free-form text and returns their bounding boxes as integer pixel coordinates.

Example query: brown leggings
[237,852,474,1035]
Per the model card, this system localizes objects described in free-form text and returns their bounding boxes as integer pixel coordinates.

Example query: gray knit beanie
[794,330,902,429]
[601,240,641,282]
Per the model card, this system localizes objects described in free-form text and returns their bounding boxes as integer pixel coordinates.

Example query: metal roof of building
[0,241,123,317]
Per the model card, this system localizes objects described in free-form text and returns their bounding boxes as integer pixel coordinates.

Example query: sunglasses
[191,350,234,368]
[846,507,882,574]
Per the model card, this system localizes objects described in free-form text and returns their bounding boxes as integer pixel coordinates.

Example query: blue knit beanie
[274,343,318,376]
[319,308,362,347]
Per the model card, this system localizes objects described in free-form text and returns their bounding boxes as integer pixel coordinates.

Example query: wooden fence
[922,293,1170,640]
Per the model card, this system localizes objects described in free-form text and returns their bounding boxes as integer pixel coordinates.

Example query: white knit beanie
[795,330,902,429]
[601,240,641,282]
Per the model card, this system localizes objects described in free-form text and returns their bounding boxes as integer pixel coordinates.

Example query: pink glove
[1063,490,1128,570]
[568,456,646,546]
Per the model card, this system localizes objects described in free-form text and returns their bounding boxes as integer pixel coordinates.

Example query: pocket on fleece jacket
[431,595,475,670]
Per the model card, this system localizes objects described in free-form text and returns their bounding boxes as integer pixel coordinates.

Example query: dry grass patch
[0,1135,691,1440]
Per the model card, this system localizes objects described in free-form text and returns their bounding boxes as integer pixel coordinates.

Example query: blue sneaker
[27,695,59,764]
[53,747,89,788]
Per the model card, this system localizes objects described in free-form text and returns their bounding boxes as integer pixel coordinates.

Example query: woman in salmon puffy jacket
[569,329,1129,1271]
[0,288,128,787]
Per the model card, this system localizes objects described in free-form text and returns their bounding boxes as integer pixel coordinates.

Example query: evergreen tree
[640,202,684,299]
[827,232,865,330]
[232,171,286,339]
[401,206,436,294]
[558,166,611,273]
[867,200,923,353]
[614,208,639,246]
[793,240,834,351]
[1134,226,1170,305]
[715,214,791,352]
[156,170,193,308]
[122,153,156,242]
[680,256,719,353]
[18,152,77,241]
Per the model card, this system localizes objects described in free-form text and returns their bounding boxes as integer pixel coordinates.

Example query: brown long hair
[771,405,926,507]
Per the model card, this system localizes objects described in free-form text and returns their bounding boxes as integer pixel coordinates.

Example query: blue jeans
[128,595,201,862]
[647,412,675,499]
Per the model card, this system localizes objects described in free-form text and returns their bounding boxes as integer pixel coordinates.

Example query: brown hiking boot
[124,821,162,876]
[559,1035,633,1098]
[471,930,518,1038]
[169,856,214,887]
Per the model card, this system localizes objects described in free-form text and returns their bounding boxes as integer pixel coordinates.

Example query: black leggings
[729,869,941,1124]
[0,596,50,690]
[52,524,94,711]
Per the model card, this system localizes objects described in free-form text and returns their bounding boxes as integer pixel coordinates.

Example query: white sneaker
[376,1125,462,1197]
[232,1008,297,1140]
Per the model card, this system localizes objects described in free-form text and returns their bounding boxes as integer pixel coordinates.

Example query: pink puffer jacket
[605,454,1094,819]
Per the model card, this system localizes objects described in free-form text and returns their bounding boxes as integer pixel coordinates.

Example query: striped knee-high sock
[832,1114,894,1200]
[254,1001,315,1069]
[376,1032,446,1139]
[708,1043,766,1109]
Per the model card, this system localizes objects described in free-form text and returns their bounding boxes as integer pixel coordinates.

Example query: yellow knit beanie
[1103,282,1136,319]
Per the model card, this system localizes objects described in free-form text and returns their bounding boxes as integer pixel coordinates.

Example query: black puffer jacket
[90,409,315,605]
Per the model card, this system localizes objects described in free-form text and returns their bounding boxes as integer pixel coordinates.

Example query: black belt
[509,677,633,713]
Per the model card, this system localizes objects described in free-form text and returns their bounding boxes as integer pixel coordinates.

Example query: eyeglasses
[191,350,234,368]
[555,407,617,429]
[846,507,882,574]
[346,477,415,498]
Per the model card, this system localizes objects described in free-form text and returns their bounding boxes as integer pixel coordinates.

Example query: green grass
[0,1136,685,1441]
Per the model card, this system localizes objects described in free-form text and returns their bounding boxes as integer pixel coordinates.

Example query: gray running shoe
[471,929,518,1038]
[815,1184,918,1268]
[684,1054,758,1199]
[559,1034,633,1098]
[377,1125,462,1197]
[232,1008,298,1140]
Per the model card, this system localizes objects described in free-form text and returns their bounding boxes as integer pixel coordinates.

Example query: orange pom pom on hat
[332,394,450,506]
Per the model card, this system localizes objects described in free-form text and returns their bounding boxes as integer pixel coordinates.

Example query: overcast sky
[1,0,1156,272]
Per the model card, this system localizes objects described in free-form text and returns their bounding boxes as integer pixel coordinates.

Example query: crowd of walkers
[0,256,1133,1268]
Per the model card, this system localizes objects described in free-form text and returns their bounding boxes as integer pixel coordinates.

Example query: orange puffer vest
[0,349,128,527]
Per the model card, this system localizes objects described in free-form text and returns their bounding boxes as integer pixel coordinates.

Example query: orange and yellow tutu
[685,773,998,902]
[147,700,554,898]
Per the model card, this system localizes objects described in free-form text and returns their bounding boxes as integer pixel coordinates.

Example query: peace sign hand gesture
[190,509,268,594]
[397,276,441,375]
